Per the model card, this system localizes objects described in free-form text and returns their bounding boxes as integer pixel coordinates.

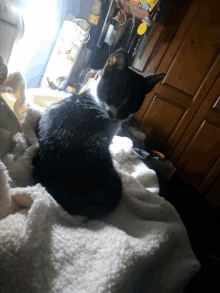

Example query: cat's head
[95,48,166,122]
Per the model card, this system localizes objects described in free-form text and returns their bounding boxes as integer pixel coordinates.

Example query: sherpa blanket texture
[0,105,200,293]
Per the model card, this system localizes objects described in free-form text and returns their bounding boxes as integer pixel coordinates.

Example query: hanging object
[139,0,160,12]
[116,19,134,51]
[131,16,151,56]
[129,0,141,6]
[133,34,143,53]
[88,0,103,25]
[88,14,101,26]
[137,16,151,35]
[104,17,120,46]
[137,22,147,35]
[104,8,126,47]
[141,0,150,11]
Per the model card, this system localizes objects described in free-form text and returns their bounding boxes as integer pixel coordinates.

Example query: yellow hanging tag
[88,13,101,25]
[141,0,160,12]
[137,22,147,35]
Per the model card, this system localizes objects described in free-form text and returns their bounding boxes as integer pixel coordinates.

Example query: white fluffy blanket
[0,81,200,293]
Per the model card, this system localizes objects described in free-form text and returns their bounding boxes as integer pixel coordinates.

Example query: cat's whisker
[80,101,107,117]
[95,114,103,119]
[89,106,102,111]
[80,102,105,114]
[95,114,108,120]
[90,106,106,115]
[79,100,107,117]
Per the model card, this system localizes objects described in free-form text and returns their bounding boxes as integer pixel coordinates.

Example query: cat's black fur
[32,49,166,219]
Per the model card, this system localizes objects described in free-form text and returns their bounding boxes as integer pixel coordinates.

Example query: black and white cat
[32,49,165,219]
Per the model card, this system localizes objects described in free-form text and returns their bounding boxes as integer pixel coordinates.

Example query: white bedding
[0,73,200,293]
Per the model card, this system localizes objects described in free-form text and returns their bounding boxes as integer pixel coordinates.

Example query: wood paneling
[167,53,220,158]
[133,0,220,205]
[171,73,220,162]
[177,120,220,188]
[135,0,220,153]
[172,74,220,192]
[141,95,184,145]
[157,0,203,74]
[165,1,220,95]
[212,95,220,111]
[156,84,192,108]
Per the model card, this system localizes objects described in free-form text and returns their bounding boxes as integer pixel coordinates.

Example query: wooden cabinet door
[133,0,220,157]
[132,0,220,205]
[172,74,220,203]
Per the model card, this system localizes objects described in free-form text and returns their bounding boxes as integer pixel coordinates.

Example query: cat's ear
[144,73,166,93]
[104,49,129,73]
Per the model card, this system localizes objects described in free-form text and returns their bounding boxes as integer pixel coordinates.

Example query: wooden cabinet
[132,0,220,206]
